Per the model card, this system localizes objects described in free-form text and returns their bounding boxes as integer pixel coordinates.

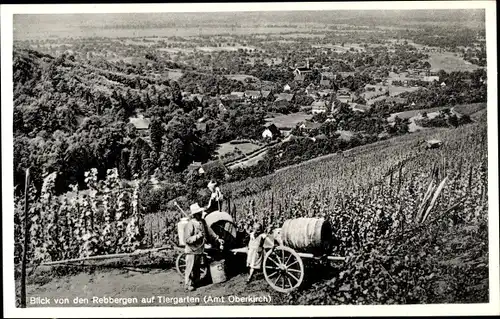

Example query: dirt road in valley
[26,267,281,307]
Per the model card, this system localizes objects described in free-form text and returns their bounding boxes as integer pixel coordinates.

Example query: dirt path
[26,268,280,307]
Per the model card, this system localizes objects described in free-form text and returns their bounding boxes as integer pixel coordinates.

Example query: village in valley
[14,12,485,183]
[11,9,491,307]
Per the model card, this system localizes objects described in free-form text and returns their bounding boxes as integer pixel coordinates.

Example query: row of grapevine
[14,168,146,267]
[222,120,488,304]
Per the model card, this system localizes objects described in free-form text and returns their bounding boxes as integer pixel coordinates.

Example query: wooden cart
[230,245,346,293]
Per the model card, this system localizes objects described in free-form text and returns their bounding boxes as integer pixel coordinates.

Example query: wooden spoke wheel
[263,246,304,293]
[175,253,208,279]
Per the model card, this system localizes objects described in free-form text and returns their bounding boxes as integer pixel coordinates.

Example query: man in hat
[184,203,207,291]
[206,180,223,214]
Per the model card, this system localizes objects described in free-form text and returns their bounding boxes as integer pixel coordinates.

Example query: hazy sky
[13,10,485,40]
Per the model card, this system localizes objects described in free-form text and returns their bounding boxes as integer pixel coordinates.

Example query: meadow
[426,52,483,73]
[216,141,262,158]
[266,112,313,129]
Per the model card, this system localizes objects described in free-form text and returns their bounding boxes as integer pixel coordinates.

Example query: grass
[266,112,313,129]
[197,46,256,52]
[216,141,261,158]
[366,95,389,106]
[225,74,260,82]
[426,52,482,73]
[453,103,487,116]
[166,69,184,81]
[228,150,268,169]
[312,43,366,52]
[337,130,355,141]
[362,85,388,100]
[387,106,450,122]
[157,47,194,54]
[388,85,420,96]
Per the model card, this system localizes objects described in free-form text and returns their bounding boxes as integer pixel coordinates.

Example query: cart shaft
[296,252,346,262]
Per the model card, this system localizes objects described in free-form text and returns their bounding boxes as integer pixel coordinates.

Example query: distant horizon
[13,9,485,41]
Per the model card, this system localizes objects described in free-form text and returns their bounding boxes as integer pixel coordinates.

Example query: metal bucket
[210,259,227,284]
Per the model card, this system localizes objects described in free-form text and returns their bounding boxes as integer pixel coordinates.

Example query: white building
[262,129,274,139]
[423,75,440,82]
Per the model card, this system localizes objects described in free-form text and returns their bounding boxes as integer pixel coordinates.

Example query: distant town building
[218,101,227,112]
[261,81,276,91]
[299,121,322,131]
[293,59,313,81]
[423,75,440,82]
[320,72,334,87]
[188,161,203,173]
[244,90,262,100]
[321,72,335,79]
[261,90,272,99]
[293,67,313,82]
[311,134,327,142]
[306,83,318,96]
[350,103,370,113]
[275,93,295,103]
[318,89,334,98]
[262,123,281,140]
[338,71,356,78]
[196,122,208,133]
[230,91,245,100]
[311,100,329,114]
[336,89,353,104]
[320,78,331,87]
[188,93,206,104]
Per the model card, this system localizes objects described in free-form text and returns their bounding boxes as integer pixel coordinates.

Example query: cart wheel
[176,253,208,279]
[263,246,304,293]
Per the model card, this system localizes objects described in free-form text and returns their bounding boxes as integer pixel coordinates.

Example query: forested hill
[13,48,266,194]
[13,48,160,192]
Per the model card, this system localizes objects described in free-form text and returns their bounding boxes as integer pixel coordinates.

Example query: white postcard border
[2,1,498,317]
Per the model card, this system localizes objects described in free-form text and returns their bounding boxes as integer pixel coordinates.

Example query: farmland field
[266,112,313,129]
[14,24,331,41]
[427,52,483,73]
[216,141,262,158]
[362,85,387,102]
[453,103,487,116]
[387,106,450,122]
[228,149,268,170]
[388,85,420,96]
[165,69,184,81]
[197,46,257,52]
[366,95,388,105]
[225,74,260,82]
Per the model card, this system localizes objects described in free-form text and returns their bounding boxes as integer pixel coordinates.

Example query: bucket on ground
[177,217,190,246]
[210,259,227,284]
[281,217,333,254]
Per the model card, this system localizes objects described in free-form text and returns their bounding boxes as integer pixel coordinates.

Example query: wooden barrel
[281,218,332,253]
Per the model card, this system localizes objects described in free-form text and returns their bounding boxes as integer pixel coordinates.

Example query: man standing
[206,180,224,214]
[184,203,206,291]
